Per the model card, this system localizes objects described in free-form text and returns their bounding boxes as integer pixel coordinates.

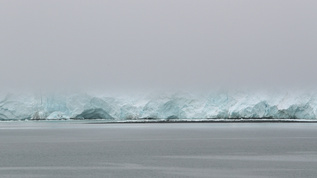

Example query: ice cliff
[1,90,317,120]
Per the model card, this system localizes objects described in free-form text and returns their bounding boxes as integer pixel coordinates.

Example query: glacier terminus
[1,90,317,121]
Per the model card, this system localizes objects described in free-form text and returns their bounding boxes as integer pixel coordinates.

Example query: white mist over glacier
[1,90,317,120]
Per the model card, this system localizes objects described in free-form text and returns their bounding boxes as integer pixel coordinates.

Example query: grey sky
[1,0,317,91]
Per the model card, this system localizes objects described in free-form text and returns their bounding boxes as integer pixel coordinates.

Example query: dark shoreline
[86,119,317,124]
[2,118,317,123]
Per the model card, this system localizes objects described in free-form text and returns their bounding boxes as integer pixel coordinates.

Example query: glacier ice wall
[1,90,317,120]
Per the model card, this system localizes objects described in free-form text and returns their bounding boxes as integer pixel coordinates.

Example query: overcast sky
[1,0,317,91]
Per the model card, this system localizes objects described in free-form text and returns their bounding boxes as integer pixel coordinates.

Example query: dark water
[1,122,317,178]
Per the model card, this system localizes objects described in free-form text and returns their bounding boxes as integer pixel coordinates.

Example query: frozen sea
[1,121,317,178]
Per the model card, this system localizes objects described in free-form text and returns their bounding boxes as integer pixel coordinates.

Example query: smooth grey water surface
[1,122,317,178]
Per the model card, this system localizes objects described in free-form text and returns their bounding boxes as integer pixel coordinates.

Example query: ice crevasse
[1,90,317,120]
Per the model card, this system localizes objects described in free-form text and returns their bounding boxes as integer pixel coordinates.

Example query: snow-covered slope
[1,90,317,120]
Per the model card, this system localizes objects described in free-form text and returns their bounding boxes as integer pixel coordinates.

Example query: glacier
[1,90,317,121]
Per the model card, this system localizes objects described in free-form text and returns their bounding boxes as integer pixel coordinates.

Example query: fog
[1,0,317,92]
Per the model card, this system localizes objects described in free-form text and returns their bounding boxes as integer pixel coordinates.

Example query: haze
[1,0,316,91]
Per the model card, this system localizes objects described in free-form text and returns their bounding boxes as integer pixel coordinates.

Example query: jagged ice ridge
[1,90,317,120]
